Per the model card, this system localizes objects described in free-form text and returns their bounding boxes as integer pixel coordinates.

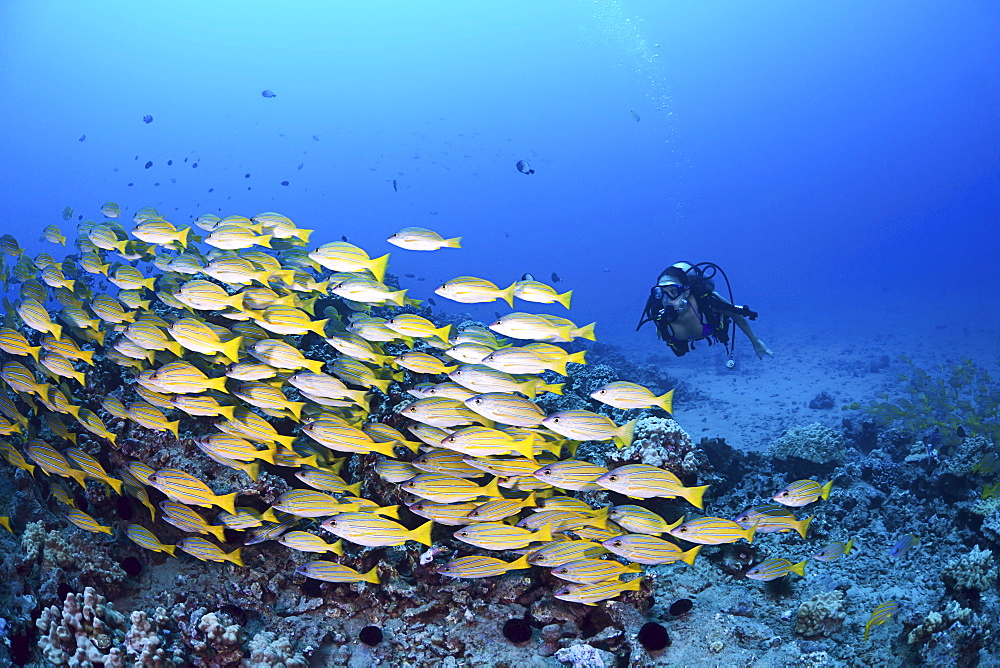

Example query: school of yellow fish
[0,206,836,608]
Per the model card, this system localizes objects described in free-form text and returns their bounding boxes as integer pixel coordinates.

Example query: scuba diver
[637,261,773,365]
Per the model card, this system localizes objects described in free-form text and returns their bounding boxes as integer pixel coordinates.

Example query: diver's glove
[753,340,774,359]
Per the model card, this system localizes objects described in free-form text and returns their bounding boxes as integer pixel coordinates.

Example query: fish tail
[435,323,452,342]
[657,389,675,414]
[626,562,644,573]
[844,537,855,555]
[623,577,643,592]
[166,420,180,439]
[106,477,124,495]
[745,521,759,544]
[347,390,370,412]
[328,538,344,556]
[243,459,261,479]
[175,227,191,249]
[256,444,277,465]
[388,289,408,307]
[141,277,157,290]
[296,228,314,243]
[162,543,177,557]
[368,254,390,283]
[105,431,117,447]
[260,508,279,523]
[309,318,329,336]
[410,520,434,547]
[510,434,537,462]
[614,419,637,449]
[64,279,75,291]
[224,547,244,567]
[395,438,420,454]
[229,292,246,312]
[217,404,236,421]
[207,376,229,393]
[27,346,41,363]
[566,350,587,366]
[361,565,381,584]
[682,484,709,510]
[863,625,871,642]
[370,376,392,394]
[482,476,503,498]
[500,283,517,308]
[549,357,569,376]
[791,560,807,577]
[375,504,400,519]
[208,524,227,542]
[304,359,325,375]
[556,289,573,309]
[506,554,531,570]
[370,440,396,457]
[286,402,305,421]
[215,492,238,516]
[274,434,296,450]
[797,516,814,539]
[256,234,273,248]
[576,322,597,341]
[518,379,539,400]
[541,382,564,396]
[69,469,89,488]
[98,524,113,535]
[820,480,834,500]
[50,322,64,341]
[533,523,554,544]
[444,236,462,248]
[523,492,537,509]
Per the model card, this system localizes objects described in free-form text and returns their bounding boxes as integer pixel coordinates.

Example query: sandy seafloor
[614,309,999,454]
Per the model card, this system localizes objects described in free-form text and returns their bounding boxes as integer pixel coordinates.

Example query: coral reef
[793,591,846,637]
[770,423,845,464]
[35,586,127,665]
[941,545,997,592]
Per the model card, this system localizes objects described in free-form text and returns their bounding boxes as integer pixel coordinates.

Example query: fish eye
[552,418,560,423]
[542,469,552,475]
[613,540,622,547]
[470,511,479,516]
[460,531,468,537]
[608,475,617,482]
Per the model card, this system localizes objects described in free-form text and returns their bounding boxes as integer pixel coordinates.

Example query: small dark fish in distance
[630,109,640,122]
[551,272,560,283]
[145,161,153,169]
[516,160,534,175]
[405,274,414,278]
[957,426,966,438]
[312,135,320,141]
[297,163,304,170]
[429,211,438,215]
[428,298,436,306]
[142,115,153,124]
[244,173,250,178]
[261,89,276,98]
[281,180,289,186]
[341,235,348,242]
[417,277,425,281]
[167,160,173,165]
[79,135,86,142]
[392,180,397,192]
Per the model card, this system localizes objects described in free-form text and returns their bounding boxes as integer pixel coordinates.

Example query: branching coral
[35,586,127,666]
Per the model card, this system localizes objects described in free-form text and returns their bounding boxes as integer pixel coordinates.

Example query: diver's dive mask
[654,282,685,302]
[648,282,688,324]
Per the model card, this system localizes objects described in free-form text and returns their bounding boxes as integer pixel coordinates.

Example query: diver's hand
[753,340,774,359]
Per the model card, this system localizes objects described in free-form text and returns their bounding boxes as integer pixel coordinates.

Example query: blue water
[1,0,997,346]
